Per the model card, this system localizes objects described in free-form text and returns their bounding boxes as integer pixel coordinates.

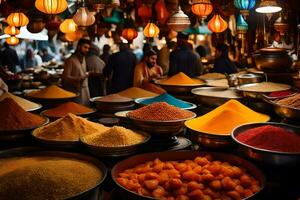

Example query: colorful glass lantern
[7,12,29,27]
[143,22,160,38]
[237,14,248,33]
[191,0,213,22]
[234,0,256,17]
[65,30,83,42]
[167,6,191,32]
[208,14,228,33]
[60,19,77,33]
[255,0,282,14]
[4,26,20,36]
[35,0,68,14]
[155,0,169,24]
[6,36,19,45]
[104,9,122,24]
[138,4,152,23]
[73,7,96,27]
[121,28,138,43]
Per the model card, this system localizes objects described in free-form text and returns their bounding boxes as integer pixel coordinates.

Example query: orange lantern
[35,0,68,14]
[138,5,152,22]
[143,22,160,38]
[4,26,20,36]
[6,36,19,45]
[65,30,83,42]
[73,7,95,27]
[208,14,228,33]
[60,18,77,33]
[7,12,29,27]
[155,0,169,24]
[191,0,213,22]
[121,28,138,43]
[27,18,45,33]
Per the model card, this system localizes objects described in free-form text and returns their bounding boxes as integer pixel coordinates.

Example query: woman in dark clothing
[212,43,237,74]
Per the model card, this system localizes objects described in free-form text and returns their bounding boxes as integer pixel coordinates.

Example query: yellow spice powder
[118,87,158,99]
[160,72,204,85]
[27,85,76,99]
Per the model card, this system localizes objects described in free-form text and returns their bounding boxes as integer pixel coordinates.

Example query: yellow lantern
[208,14,228,33]
[7,12,29,27]
[121,28,138,43]
[65,30,83,42]
[73,7,95,27]
[6,36,19,46]
[4,26,20,36]
[191,0,213,22]
[35,0,68,14]
[143,22,160,38]
[60,19,77,33]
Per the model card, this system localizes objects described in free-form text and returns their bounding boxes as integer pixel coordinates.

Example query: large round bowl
[0,147,107,200]
[25,94,79,109]
[192,87,243,107]
[127,112,196,137]
[80,130,151,157]
[264,98,300,120]
[41,108,96,121]
[154,79,206,95]
[0,116,49,142]
[112,151,265,200]
[232,122,300,166]
[135,97,197,110]
[90,96,135,113]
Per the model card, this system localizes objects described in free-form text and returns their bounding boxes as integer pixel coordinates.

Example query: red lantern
[208,14,228,33]
[155,0,169,24]
[138,4,152,22]
[45,16,61,31]
[121,28,138,43]
[191,0,213,22]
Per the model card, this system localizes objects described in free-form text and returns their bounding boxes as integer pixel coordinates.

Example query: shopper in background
[0,42,20,72]
[100,44,111,65]
[62,38,91,105]
[20,48,39,70]
[157,40,176,75]
[212,43,237,74]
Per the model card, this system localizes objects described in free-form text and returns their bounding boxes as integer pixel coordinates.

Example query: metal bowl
[0,147,107,200]
[90,96,135,113]
[232,122,300,166]
[237,74,265,85]
[40,108,96,121]
[154,79,206,95]
[0,116,49,142]
[127,112,196,137]
[264,98,300,120]
[112,151,265,200]
[135,97,197,110]
[80,130,150,157]
[25,94,79,109]
[192,87,243,107]
[26,102,43,112]
[292,75,300,89]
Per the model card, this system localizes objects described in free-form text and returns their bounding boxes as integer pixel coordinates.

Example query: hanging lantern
[274,15,288,36]
[27,18,45,33]
[191,0,213,23]
[7,12,29,27]
[143,22,160,38]
[4,26,20,36]
[255,0,282,14]
[208,14,228,33]
[103,9,122,24]
[65,30,83,42]
[60,19,77,33]
[138,4,152,23]
[234,0,256,17]
[73,7,96,27]
[167,6,191,32]
[45,16,61,31]
[237,14,248,33]
[35,0,68,14]
[6,36,19,46]
[121,28,138,43]
[155,0,169,24]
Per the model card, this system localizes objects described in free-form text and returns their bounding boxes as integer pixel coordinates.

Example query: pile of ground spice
[236,125,300,152]
[117,87,158,99]
[240,82,290,92]
[33,113,109,141]
[0,156,102,200]
[95,94,133,102]
[0,98,45,130]
[185,100,270,135]
[277,93,300,109]
[160,72,204,85]
[83,126,146,147]
[199,72,226,79]
[0,92,40,111]
[128,102,194,121]
[43,102,94,118]
[27,85,76,99]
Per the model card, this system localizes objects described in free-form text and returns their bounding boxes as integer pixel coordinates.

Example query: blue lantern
[237,14,248,33]
[234,0,256,16]
[183,24,212,35]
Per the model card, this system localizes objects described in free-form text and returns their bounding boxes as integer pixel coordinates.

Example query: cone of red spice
[0,98,46,130]
[43,102,94,118]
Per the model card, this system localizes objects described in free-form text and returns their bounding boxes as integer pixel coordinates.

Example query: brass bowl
[25,94,79,109]
[232,122,300,166]
[292,75,300,89]
[41,108,96,121]
[192,87,243,107]
[90,96,135,113]
[237,74,265,85]
[112,151,265,200]
[264,97,300,120]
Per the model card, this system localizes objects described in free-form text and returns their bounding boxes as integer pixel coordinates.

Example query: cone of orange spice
[43,102,94,118]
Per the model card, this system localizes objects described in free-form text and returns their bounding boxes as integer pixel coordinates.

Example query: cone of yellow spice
[160,72,204,85]
[26,85,76,99]
[185,100,270,135]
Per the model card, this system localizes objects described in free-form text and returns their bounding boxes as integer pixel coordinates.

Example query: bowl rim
[0,116,49,132]
[186,125,232,138]
[191,87,243,99]
[89,96,134,103]
[231,122,300,155]
[154,78,206,87]
[261,91,297,101]
[126,111,197,123]
[134,97,197,110]
[236,82,291,93]
[25,93,79,100]
[40,108,96,119]
[264,97,300,111]
[25,102,43,112]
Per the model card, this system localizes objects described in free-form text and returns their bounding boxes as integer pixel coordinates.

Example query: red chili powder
[268,90,294,98]
[236,125,300,152]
